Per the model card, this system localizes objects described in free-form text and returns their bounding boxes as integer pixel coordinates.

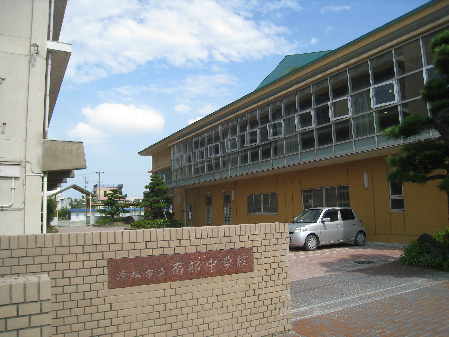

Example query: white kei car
[288,207,366,251]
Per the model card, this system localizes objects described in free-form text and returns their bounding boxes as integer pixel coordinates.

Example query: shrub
[130,219,183,229]
[399,233,449,272]
[434,227,449,248]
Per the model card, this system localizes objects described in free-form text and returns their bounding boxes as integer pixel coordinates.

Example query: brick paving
[276,243,449,337]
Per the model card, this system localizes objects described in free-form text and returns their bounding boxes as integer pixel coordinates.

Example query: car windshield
[293,209,322,223]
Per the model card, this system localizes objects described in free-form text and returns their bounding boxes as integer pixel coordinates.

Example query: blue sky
[50,0,430,199]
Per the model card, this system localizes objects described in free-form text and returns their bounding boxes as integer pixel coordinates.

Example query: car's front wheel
[304,235,319,251]
[354,231,366,246]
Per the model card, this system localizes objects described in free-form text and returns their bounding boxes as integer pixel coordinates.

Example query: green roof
[255,51,332,90]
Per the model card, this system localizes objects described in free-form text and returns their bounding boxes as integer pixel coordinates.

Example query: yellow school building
[140,0,449,243]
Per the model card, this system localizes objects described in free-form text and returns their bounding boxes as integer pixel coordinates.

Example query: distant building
[68,208,144,222]
[93,184,126,201]
[0,0,86,235]
[140,1,449,243]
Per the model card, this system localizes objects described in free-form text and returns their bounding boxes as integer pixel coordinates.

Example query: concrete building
[93,184,125,201]
[0,0,86,235]
[140,0,449,243]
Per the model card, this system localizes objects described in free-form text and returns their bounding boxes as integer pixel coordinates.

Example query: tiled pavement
[276,243,449,337]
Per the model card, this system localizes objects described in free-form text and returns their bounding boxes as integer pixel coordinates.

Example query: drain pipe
[0,178,15,210]
[43,174,47,234]
[42,0,54,232]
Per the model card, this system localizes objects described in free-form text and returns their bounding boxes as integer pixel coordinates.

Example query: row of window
[170,27,445,187]
[203,182,403,225]
[302,183,404,211]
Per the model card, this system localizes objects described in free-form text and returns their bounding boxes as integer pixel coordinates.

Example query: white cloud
[175,104,192,114]
[67,122,106,143]
[67,103,165,141]
[310,37,318,45]
[188,117,203,124]
[262,0,302,13]
[325,26,334,33]
[61,0,296,83]
[320,5,351,14]
[99,73,239,100]
[198,103,217,115]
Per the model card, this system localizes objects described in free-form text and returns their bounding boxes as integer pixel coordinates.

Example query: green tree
[98,189,127,219]
[58,206,69,220]
[67,197,85,209]
[383,30,449,216]
[141,175,173,219]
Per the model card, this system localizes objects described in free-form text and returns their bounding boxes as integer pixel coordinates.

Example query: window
[229,120,238,137]
[298,87,312,111]
[285,134,300,154]
[248,111,258,130]
[298,111,313,129]
[302,185,350,208]
[401,99,428,119]
[340,208,356,220]
[377,106,399,132]
[272,139,284,157]
[239,149,249,165]
[353,113,375,138]
[271,100,283,121]
[206,196,212,225]
[259,106,270,126]
[351,89,372,115]
[332,99,349,118]
[250,147,259,163]
[317,125,333,147]
[220,123,229,140]
[260,126,269,143]
[261,143,271,160]
[227,137,238,152]
[248,130,258,145]
[390,182,404,211]
[270,122,283,139]
[331,71,349,99]
[284,115,296,136]
[284,93,297,116]
[372,82,396,106]
[239,115,248,134]
[247,193,278,214]
[395,40,423,76]
[371,52,395,84]
[316,105,330,125]
[300,130,315,151]
[224,194,231,224]
[335,119,352,143]
[314,79,330,106]
[349,62,370,92]
[399,72,424,101]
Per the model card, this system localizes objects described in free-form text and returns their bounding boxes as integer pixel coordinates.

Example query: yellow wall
[152,148,171,171]
[173,155,448,244]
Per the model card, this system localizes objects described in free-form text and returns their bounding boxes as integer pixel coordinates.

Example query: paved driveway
[278,243,449,337]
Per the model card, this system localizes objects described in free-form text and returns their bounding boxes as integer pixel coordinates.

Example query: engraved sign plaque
[108,247,254,289]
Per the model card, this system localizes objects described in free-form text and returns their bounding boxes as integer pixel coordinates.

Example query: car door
[320,209,344,243]
[340,208,360,241]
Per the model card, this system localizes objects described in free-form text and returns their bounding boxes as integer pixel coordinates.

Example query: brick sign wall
[0,223,291,337]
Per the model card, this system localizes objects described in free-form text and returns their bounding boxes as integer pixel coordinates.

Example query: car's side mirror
[321,217,331,223]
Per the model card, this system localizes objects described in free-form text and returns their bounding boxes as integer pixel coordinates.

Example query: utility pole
[95,171,104,202]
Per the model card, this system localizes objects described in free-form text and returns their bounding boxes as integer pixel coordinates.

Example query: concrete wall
[178,155,447,244]
[0,0,48,235]
[0,224,291,337]
[0,274,52,337]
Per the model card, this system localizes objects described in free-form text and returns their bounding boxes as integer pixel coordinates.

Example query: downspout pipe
[42,0,54,232]
[0,178,15,209]
[43,174,47,234]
